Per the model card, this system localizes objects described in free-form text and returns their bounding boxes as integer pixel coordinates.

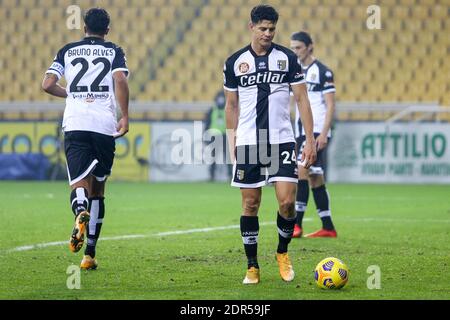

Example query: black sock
[277,212,296,254]
[70,188,89,217]
[312,185,335,230]
[295,179,309,228]
[85,197,105,258]
[240,216,259,269]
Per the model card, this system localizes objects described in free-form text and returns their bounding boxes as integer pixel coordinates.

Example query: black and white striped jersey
[46,37,129,136]
[223,43,305,146]
[294,59,335,138]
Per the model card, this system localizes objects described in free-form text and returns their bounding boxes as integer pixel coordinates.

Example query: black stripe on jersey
[255,55,270,145]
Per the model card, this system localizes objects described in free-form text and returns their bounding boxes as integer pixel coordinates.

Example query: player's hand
[114,117,129,139]
[299,138,317,169]
[316,134,328,151]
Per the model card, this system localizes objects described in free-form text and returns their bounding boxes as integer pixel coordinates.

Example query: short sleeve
[287,55,305,85]
[112,46,129,77]
[46,48,65,79]
[321,69,336,93]
[223,59,238,91]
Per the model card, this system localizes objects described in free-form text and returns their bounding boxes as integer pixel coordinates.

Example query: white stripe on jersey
[294,60,335,138]
[224,44,305,146]
[46,37,129,136]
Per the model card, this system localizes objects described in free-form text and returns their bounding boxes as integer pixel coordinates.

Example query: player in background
[224,5,316,284]
[290,31,337,238]
[42,8,129,269]
[204,91,232,182]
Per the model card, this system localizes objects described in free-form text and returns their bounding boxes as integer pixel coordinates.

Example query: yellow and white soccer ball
[314,257,349,289]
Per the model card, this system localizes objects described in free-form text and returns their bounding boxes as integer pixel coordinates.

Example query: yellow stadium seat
[372,69,393,84]
[367,45,388,58]
[388,45,409,60]
[430,5,449,19]
[278,6,295,19]
[1,0,447,104]
[396,32,415,46]
[423,19,442,32]
[403,19,424,33]
[302,0,320,5]
[394,69,414,83]
[291,6,311,22]
[365,82,386,102]
[392,6,410,19]
[220,6,237,19]
[314,7,332,20]
[340,0,358,5]
[332,6,352,20]
[410,6,430,19]
[2,0,18,8]
[303,20,325,33]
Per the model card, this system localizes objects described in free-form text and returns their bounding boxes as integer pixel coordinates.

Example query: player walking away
[42,8,129,270]
[224,5,316,284]
[290,31,337,238]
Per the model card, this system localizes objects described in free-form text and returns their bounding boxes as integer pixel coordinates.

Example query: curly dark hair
[84,8,110,35]
[250,4,279,24]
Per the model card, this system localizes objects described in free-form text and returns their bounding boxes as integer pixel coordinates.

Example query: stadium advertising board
[112,122,151,182]
[0,122,63,160]
[0,121,150,182]
[328,123,450,183]
[149,122,210,182]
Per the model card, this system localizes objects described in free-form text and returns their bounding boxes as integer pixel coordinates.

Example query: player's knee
[279,199,295,215]
[309,175,324,188]
[243,197,260,214]
[298,166,309,180]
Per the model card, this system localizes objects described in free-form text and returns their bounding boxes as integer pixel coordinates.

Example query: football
[314,257,349,289]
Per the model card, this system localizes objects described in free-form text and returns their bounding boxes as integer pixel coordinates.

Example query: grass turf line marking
[6,220,301,254]
[7,216,448,254]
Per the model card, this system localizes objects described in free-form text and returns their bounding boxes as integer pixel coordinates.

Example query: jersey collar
[83,36,105,43]
[300,58,317,72]
[249,43,274,57]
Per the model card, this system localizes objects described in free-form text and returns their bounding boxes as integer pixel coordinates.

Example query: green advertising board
[328,123,450,183]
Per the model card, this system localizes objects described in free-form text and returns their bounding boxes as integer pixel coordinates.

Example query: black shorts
[232,142,298,188]
[64,131,115,185]
[296,133,327,175]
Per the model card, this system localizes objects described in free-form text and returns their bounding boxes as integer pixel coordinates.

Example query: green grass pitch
[0,182,448,300]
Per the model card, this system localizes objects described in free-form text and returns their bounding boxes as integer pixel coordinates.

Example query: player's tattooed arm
[42,73,68,98]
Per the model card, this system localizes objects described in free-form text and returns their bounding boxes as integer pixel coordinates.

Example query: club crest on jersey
[237,169,245,180]
[238,62,250,74]
[311,73,317,81]
[277,60,287,70]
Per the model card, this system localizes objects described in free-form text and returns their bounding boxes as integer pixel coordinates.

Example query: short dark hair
[250,4,279,24]
[84,8,110,35]
[291,31,313,46]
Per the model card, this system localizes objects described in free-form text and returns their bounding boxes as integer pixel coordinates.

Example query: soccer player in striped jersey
[290,31,338,238]
[42,8,129,270]
[224,5,316,284]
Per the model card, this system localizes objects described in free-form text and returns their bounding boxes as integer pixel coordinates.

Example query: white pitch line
[6,220,301,254]
[8,216,448,254]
